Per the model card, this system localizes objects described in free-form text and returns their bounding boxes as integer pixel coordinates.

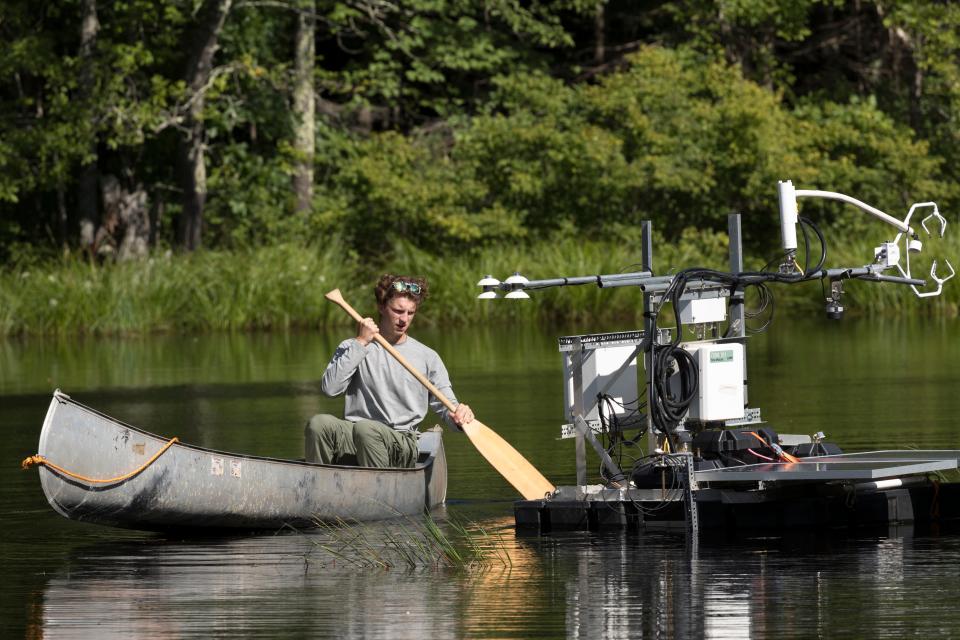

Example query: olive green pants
[304,414,419,468]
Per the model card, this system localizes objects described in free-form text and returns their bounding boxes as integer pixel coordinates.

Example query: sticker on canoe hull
[211,457,224,476]
[230,460,242,478]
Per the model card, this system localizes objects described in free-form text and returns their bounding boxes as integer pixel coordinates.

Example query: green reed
[307,511,512,571]
[1,226,956,336]
[0,243,358,336]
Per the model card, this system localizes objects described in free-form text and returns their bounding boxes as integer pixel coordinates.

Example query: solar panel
[695,450,960,482]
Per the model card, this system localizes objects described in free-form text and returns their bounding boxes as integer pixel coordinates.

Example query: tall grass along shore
[1,228,957,337]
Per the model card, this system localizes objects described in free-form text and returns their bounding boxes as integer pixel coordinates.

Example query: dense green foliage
[2,1,959,332]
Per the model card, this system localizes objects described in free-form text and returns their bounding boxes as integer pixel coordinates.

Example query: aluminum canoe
[33,391,447,531]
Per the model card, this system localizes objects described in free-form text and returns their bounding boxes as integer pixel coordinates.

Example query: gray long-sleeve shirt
[321,336,459,432]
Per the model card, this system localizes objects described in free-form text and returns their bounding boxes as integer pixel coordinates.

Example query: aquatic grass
[1,224,956,336]
[0,243,358,336]
[306,511,512,572]
[314,517,394,570]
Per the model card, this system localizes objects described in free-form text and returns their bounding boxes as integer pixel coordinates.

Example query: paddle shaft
[324,289,458,414]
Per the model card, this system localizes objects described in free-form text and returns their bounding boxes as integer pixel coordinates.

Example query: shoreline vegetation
[5,6,960,341]
[3,228,957,337]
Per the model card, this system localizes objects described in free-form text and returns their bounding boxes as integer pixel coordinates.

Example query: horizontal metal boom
[507,270,652,290]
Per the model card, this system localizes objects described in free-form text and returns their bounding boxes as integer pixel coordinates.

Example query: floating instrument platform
[516,450,960,534]
[478,185,958,536]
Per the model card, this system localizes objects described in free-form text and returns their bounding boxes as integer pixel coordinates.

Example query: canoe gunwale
[36,390,448,530]
[44,390,443,475]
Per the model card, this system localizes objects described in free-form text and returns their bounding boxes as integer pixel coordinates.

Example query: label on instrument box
[710,350,734,363]
[230,460,242,478]
[211,457,224,476]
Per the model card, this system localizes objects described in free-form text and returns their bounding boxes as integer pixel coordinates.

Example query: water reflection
[544,526,960,640]
[31,518,538,640]
[28,520,960,639]
[6,318,960,637]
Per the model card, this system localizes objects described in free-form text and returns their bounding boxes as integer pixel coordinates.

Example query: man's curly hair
[374,274,428,307]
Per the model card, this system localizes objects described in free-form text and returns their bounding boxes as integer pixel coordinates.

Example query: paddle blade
[462,420,555,500]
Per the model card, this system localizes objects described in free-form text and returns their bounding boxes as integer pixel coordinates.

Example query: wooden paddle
[324,288,556,500]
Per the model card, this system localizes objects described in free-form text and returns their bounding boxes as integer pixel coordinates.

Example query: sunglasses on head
[390,280,422,295]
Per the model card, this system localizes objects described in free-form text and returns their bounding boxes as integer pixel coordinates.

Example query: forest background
[2,0,959,335]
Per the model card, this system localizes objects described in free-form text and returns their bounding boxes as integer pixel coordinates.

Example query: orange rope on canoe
[21,437,179,485]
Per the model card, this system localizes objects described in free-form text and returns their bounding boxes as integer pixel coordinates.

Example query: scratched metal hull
[36,391,447,531]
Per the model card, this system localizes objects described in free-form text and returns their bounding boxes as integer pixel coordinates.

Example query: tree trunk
[117,186,150,261]
[176,115,207,251]
[150,198,162,247]
[594,2,605,65]
[56,165,68,250]
[94,175,122,261]
[77,0,100,251]
[292,0,316,214]
[175,0,233,251]
[96,176,150,261]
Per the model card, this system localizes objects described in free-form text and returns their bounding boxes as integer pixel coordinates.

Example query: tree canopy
[1,0,959,262]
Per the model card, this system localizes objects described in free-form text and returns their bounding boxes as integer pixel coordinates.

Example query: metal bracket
[678,453,699,536]
[573,415,625,482]
[724,407,762,427]
[560,420,600,439]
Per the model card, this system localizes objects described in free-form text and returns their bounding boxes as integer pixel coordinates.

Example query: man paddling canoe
[305,274,474,468]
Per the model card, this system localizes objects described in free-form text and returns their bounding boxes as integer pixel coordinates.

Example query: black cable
[640,252,838,459]
[744,282,775,333]
[649,344,698,453]
[799,216,827,276]
[628,453,687,515]
[597,392,649,486]
[800,216,811,274]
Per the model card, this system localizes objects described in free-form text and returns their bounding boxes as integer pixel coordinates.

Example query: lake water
[3,317,960,638]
